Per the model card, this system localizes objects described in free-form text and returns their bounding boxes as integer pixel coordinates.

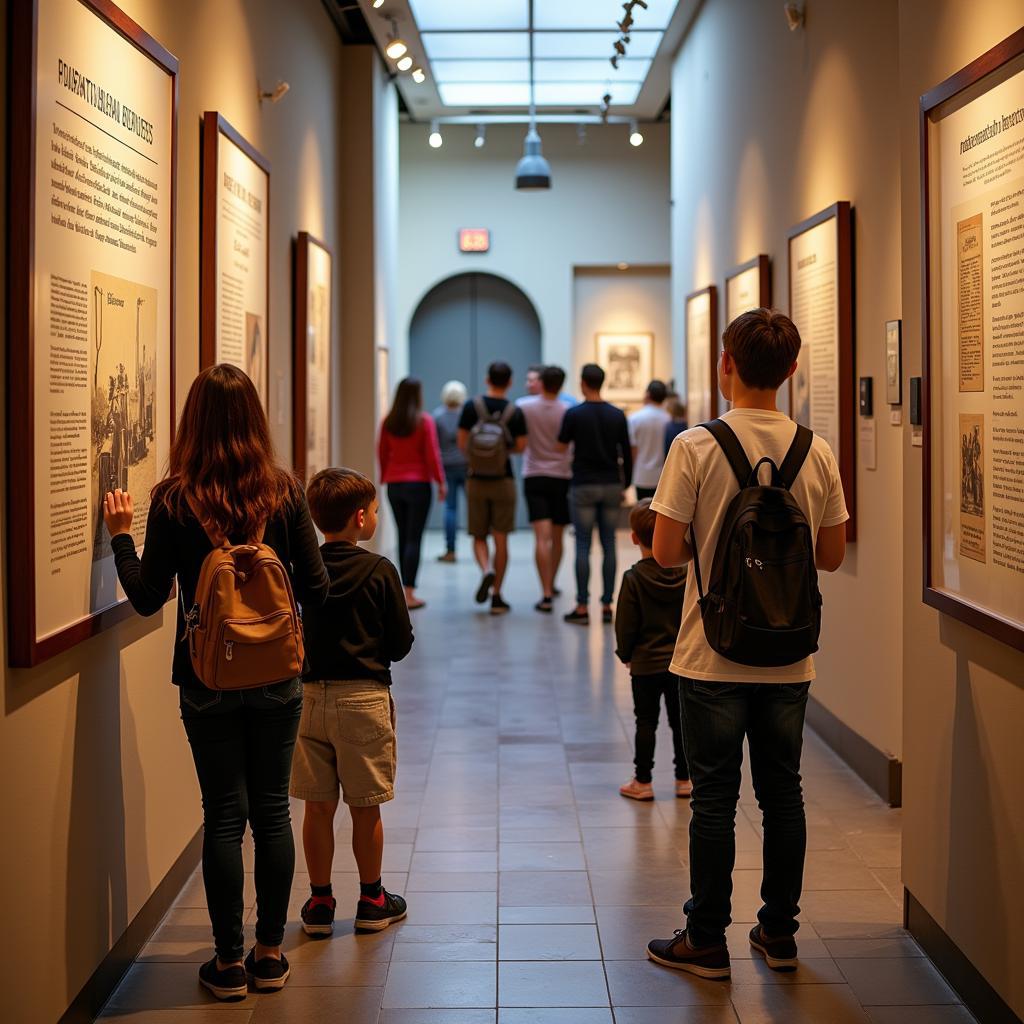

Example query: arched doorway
[409,272,542,530]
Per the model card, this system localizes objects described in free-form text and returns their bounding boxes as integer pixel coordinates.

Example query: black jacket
[614,557,686,676]
[303,542,413,686]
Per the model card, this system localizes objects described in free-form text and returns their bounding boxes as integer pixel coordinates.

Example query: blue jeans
[443,464,466,552]
[679,678,810,946]
[571,483,622,606]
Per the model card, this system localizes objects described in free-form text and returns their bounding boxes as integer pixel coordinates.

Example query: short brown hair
[630,498,657,548]
[307,468,376,533]
[723,309,801,391]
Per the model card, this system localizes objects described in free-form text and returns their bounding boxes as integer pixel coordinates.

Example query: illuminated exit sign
[459,228,490,253]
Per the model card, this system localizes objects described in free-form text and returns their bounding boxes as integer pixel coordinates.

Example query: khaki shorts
[290,681,396,807]
[467,476,516,537]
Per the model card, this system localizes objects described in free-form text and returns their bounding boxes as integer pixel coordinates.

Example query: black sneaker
[300,894,336,937]
[198,957,247,1001]
[647,929,731,979]
[354,889,408,932]
[244,948,290,992]
[563,608,589,626]
[749,924,798,970]
[475,571,496,604]
[491,594,511,615]
[534,597,553,613]
[602,606,613,624]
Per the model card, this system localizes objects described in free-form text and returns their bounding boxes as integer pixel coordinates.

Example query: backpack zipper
[225,641,233,661]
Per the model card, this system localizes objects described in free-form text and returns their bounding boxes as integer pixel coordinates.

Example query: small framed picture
[596,332,653,404]
[885,319,902,406]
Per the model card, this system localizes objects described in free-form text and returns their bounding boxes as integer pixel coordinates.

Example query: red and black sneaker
[300,894,337,937]
[354,889,408,932]
[647,928,731,979]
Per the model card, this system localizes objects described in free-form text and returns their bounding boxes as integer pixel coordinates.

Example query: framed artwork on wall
[685,286,718,425]
[921,27,1024,651]
[787,202,856,540]
[885,319,903,406]
[200,111,270,408]
[725,255,772,327]
[596,332,653,404]
[7,0,178,667]
[293,232,333,481]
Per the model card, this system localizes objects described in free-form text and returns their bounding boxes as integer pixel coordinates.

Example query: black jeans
[180,678,303,961]
[631,672,688,783]
[388,482,432,588]
[679,678,810,946]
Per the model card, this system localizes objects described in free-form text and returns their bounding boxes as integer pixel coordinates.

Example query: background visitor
[433,380,468,563]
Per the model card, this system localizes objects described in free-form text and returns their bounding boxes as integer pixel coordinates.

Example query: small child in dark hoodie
[615,498,691,801]
[291,468,414,936]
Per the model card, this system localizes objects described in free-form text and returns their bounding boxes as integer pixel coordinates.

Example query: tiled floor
[99,533,973,1023]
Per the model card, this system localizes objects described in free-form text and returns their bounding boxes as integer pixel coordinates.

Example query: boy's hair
[487,361,513,388]
[723,308,802,391]
[307,468,376,533]
[629,498,657,548]
[581,363,605,391]
[666,395,687,420]
[646,379,668,403]
[541,364,566,393]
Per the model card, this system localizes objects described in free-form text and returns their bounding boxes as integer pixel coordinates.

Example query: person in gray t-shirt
[433,380,467,562]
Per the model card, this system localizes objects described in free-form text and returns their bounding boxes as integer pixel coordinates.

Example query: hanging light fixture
[396,54,413,71]
[385,20,408,60]
[428,119,443,149]
[515,0,551,191]
[629,119,644,146]
[475,124,487,149]
[412,67,426,84]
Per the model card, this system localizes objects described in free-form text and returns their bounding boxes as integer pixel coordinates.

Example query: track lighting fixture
[610,54,619,69]
[614,39,626,56]
[372,0,384,7]
[385,20,407,60]
[411,67,425,84]
[629,119,644,146]
[396,54,413,71]
[475,124,487,149]
[428,120,442,148]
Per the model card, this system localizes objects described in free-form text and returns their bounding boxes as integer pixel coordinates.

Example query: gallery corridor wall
[0,0,346,1019]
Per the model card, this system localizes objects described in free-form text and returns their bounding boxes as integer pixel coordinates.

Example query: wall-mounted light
[372,0,384,7]
[259,80,290,105]
[397,54,413,71]
[385,20,408,60]
[784,2,805,31]
[428,119,443,149]
[629,119,644,146]
[474,124,486,149]
[412,67,426,84]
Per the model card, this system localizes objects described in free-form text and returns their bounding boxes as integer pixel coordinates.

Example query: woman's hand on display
[103,489,134,537]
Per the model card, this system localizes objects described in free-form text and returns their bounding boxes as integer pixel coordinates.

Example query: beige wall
[670,0,904,759]
[898,0,1024,1016]
[0,1,346,1019]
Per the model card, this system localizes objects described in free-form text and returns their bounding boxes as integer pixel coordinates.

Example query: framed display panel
[685,286,718,425]
[200,111,270,408]
[921,28,1024,651]
[7,0,177,666]
[787,202,856,540]
[292,232,333,481]
[596,332,653,404]
[885,319,903,406]
[725,255,772,327]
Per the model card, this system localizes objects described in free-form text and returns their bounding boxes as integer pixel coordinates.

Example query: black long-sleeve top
[110,495,330,690]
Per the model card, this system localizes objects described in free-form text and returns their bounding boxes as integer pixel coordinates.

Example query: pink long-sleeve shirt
[378,415,445,485]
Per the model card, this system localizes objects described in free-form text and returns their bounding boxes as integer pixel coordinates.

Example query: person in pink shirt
[378,378,445,609]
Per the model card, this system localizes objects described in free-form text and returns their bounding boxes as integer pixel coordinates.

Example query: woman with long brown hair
[103,364,328,1000]
[377,377,445,609]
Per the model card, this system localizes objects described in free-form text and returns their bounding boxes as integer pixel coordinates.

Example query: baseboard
[59,828,203,1024]
[905,890,1021,1024]
[806,695,902,807]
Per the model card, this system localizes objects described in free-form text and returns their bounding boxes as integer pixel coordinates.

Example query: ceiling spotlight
[428,120,442,149]
[475,124,487,149]
[372,0,384,7]
[515,125,551,190]
[610,54,619,69]
[617,262,630,271]
[614,38,626,55]
[412,67,425,84]
[396,54,413,71]
[629,119,644,146]
[385,21,408,60]
[258,80,290,105]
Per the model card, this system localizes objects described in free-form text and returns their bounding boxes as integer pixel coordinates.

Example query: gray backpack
[467,397,515,477]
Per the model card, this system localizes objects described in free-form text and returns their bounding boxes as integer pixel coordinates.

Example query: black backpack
[690,419,822,668]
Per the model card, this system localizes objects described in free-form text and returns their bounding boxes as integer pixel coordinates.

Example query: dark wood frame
[684,285,719,422]
[885,319,903,406]
[199,111,271,404]
[292,232,333,480]
[724,254,772,318]
[920,28,1024,652]
[787,202,856,541]
[7,0,178,667]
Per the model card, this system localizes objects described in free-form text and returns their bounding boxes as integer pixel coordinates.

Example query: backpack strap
[701,419,753,490]
[473,396,490,423]
[778,424,814,490]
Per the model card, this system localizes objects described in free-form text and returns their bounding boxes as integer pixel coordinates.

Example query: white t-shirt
[629,404,671,488]
[651,408,849,683]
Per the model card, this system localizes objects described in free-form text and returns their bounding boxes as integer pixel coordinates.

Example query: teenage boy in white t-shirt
[646,308,848,980]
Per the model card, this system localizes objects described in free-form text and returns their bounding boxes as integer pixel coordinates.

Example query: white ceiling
[356,0,698,122]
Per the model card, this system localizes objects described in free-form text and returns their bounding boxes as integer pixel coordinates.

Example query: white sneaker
[619,778,654,801]
[675,779,693,799]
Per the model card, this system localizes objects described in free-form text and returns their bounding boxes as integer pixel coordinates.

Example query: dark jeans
[443,465,466,553]
[635,486,657,502]
[571,482,622,606]
[180,679,303,961]
[679,678,810,947]
[388,481,432,587]
[631,672,688,783]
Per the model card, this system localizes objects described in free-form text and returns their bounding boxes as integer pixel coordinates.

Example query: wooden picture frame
[920,28,1024,651]
[200,111,270,408]
[724,254,771,326]
[292,232,333,481]
[596,332,654,404]
[7,0,178,666]
[787,202,856,540]
[685,285,718,425]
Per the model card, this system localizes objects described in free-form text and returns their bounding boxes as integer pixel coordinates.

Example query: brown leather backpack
[183,524,305,691]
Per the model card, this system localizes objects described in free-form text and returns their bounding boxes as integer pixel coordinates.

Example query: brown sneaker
[647,929,731,979]
[437,551,456,563]
[749,924,798,970]
[675,779,693,799]
[619,778,654,801]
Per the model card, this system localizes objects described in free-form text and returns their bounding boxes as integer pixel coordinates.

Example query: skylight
[409,0,528,32]
[532,31,664,60]
[422,33,531,61]
[533,0,677,31]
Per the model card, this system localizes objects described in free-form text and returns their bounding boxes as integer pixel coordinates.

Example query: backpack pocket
[213,611,300,689]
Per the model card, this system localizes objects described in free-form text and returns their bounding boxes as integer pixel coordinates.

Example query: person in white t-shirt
[629,380,671,501]
[646,308,848,980]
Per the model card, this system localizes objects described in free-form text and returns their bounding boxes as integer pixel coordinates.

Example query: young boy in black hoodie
[615,498,690,801]
[291,468,414,936]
